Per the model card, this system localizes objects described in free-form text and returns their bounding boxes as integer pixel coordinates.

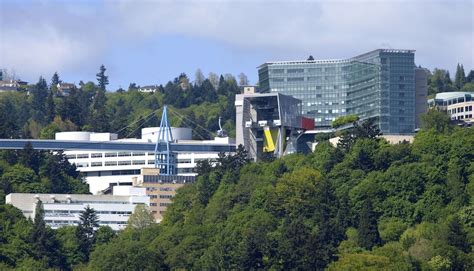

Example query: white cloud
[0,0,472,83]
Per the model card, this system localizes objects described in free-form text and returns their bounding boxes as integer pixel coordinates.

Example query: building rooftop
[257,49,416,68]
[433,92,473,101]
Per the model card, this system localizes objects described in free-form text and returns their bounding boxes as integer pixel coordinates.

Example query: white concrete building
[6,186,149,231]
[56,127,234,194]
[428,92,474,123]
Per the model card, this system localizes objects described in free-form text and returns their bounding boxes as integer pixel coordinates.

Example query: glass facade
[258,49,416,134]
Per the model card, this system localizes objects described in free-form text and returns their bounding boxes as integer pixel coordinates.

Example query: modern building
[130,167,195,222]
[56,128,233,194]
[6,186,149,231]
[235,92,314,160]
[428,92,473,123]
[257,49,428,134]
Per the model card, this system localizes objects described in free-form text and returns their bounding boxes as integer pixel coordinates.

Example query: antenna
[154,105,176,175]
[217,116,228,137]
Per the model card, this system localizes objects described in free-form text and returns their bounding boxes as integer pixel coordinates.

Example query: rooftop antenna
[217,116,228,137]
[154,105,175,175]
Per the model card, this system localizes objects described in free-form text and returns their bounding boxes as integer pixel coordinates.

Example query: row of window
[448,106,473,114]
[67,152,155,160]
[76,160,196,168]
[452,115,473,120]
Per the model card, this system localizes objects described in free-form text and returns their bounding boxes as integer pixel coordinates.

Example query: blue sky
[1,0,473,90]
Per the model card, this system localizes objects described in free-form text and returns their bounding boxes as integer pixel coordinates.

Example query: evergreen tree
[18,141,42,173]
[466,70,474,83]
[76,206,99,262]
[50,72,60,93]
[90,86,109,132]
[46,90,55,122]
[445,215,470,253]
[454,64,466,90]
[31,76,48,123]
[31,200,66,269]
[357,199,381,250]
[96,64,109,91]
[0,98,19,138]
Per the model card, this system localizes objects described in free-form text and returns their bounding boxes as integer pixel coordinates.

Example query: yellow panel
[263,127,279,152]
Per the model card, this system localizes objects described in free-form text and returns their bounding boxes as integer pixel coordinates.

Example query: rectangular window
[91,162,102,167]
[159,195,173,199]
[148,160,155,164]
[105,152,117,158]
[271,69,284,74]
[132,160,146,165]
[76,154,89,159]
[287,68,304,73]
[118,161,131,166]
[118,152,131,157]
[105,161,117,166]
[399,84,405,90]
[91,153,103,158]
[66,154,76,159]
[132,152,145,156]
[272,78,284,82]
[287,77,304,82]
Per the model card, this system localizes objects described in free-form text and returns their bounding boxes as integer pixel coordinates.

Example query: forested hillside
[0,65,473,270]
[0,69,240,140]
[87,113,473,270]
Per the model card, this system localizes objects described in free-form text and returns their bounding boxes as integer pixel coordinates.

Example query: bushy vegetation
[0,68,241,141]
[89,112,472,270]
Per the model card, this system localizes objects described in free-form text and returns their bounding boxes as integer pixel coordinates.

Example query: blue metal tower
[154,105,176,175]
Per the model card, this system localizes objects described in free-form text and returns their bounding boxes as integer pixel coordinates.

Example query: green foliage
[420,109,452,133]
[126,204,155,230]
[332,114,359,128]
[76,206,99,262]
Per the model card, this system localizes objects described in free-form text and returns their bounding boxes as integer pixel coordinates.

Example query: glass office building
[258,49,422,134]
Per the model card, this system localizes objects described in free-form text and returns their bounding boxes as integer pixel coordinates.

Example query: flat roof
[257,49,416,68]
[0,139,235,153]
[434,92,472,100]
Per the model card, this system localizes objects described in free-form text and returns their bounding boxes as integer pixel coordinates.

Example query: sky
[0,0,473,90]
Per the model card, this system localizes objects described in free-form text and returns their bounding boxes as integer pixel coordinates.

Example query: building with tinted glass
[258,49,427,134]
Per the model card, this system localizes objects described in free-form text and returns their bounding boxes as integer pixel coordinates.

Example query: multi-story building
[257,49,428,134]
[6,186,149,231]
[428,92,473,123]
[235,92,314,160]
[132,167,195,222]
[56,127,233,194]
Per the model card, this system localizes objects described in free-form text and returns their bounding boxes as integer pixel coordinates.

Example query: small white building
[6,186,149,231]
[138,85,159,93]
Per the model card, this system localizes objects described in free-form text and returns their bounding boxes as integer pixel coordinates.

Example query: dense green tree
[45,90,55,123]
[95,226,116,246]
[96,64,109,91]
[76,206,99,262]
[31,77,48,124]
[127,204,155,230]
[18,142,42,173]
[89,86,109,132]
[466,70,474,83]
[357,199,381,250]
[455,63,466,90]
[31,200,66,269]
[420,109,452,133]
